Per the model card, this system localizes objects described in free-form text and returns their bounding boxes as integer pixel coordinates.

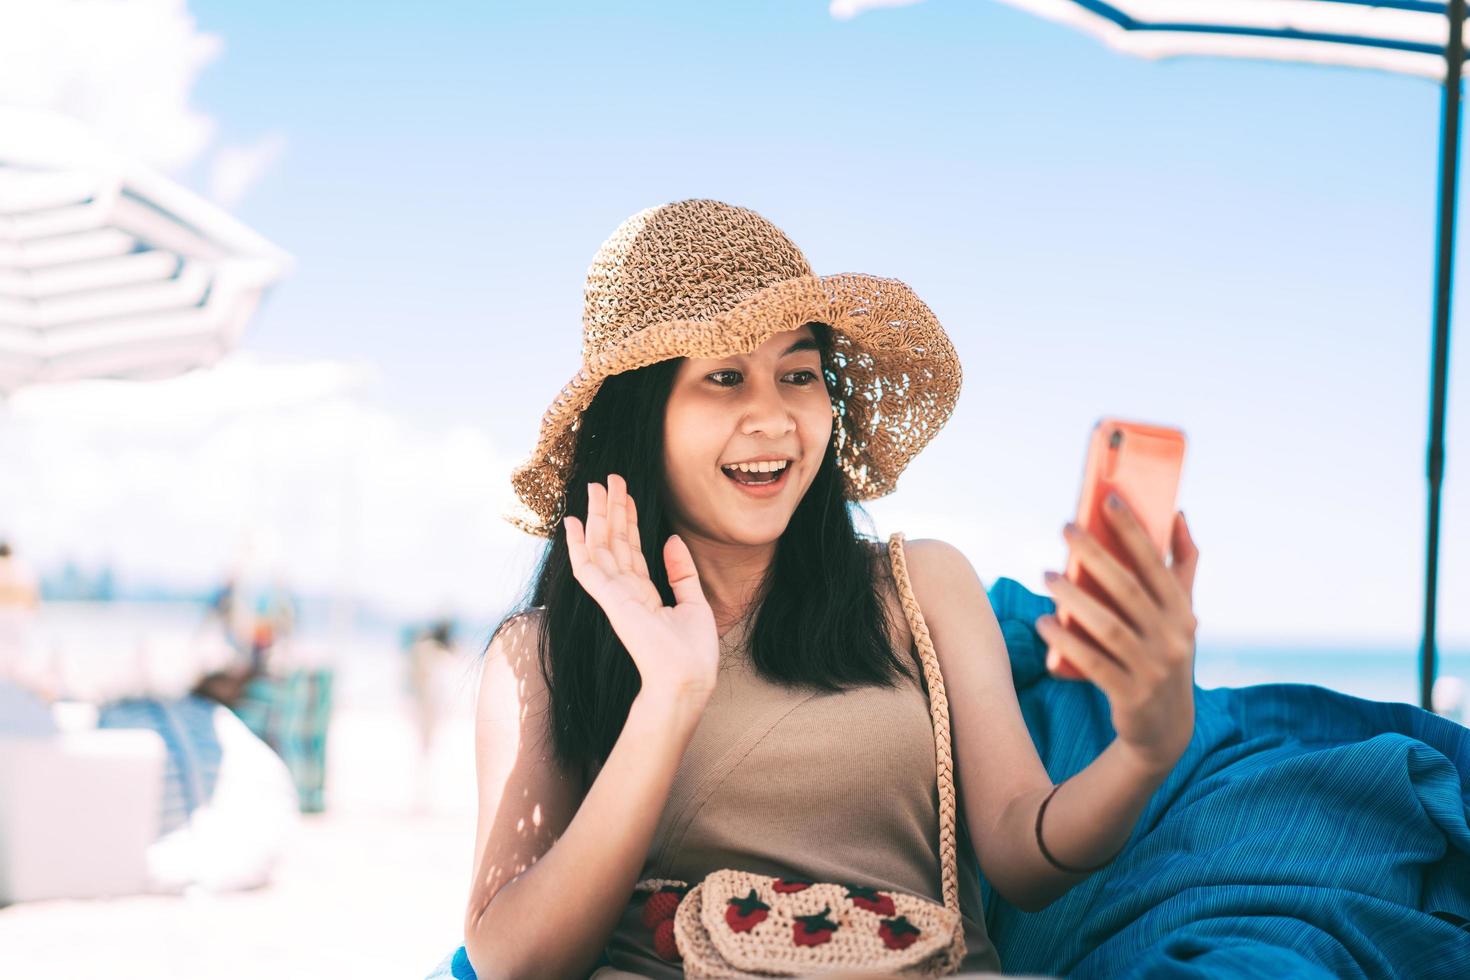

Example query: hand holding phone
[1050,418,1186,681]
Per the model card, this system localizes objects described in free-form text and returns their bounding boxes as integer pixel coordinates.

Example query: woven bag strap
[886,531,961,919]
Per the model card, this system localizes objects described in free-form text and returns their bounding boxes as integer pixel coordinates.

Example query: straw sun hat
[505,198,963,538]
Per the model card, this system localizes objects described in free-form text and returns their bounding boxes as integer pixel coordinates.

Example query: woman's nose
[739,378,796,436]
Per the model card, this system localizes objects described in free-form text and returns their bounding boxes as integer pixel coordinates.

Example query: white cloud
[10,353,376,431]
[829,0,929,20]
[0,355,537,620]
[0,0,222,172]
[0,0,283,200]
[209,130,287,208]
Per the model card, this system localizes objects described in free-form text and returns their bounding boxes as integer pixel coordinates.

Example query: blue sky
[5,0,1466,649]
[198,0,1444,440]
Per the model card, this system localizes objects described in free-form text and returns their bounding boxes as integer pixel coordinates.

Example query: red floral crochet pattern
[725,889,770,932]
[845,885,897,916]
[878,915,922,951]
[792,906,839,947]
[772,876,813,893]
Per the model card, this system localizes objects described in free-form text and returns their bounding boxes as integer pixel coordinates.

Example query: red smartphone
[1052,417,1187,681]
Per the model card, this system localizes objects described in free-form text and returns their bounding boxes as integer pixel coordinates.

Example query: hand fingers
[1169,512,1200,599]
[1101,493,1188,615]
[1063,523,1160,636]
[585,481,608,554]
[1045,571,1143,669]
[625,492,651,580]
[563,515,612,597]
[1037,614,1128,695]
[607,473,633,572]
[663,534,708,609]
[584,482,618,578]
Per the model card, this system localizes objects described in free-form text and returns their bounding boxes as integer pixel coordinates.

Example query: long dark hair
[488,322,915,787]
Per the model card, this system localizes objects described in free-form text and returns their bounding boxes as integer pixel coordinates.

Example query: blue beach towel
[426,578,1470,979]
[982,577,1470,979]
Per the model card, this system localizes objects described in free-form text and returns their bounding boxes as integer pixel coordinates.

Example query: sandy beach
[0,695,480,980]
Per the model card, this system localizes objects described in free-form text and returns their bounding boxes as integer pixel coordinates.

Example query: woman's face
[662,324,833,546]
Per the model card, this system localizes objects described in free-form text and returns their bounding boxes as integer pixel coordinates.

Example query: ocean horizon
[14,601,1470,722]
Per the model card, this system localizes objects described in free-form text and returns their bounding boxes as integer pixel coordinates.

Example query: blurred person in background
[193,577,257,707]
[406,618,462,807]
[408,618,461,752]
[0,539,39,610]
[255,578,298,675]
[207,578,247,651]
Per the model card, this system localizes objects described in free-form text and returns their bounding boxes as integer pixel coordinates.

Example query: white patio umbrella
[993,0,1467,712]
[0,106,291,395]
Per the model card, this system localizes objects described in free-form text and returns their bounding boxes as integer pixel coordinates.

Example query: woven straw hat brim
[505,271,962,538]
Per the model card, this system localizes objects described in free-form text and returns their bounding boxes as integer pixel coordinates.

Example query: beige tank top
[593,540,1004,978]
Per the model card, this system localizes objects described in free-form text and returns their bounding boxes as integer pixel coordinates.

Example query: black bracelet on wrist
[1035,782,1128,874]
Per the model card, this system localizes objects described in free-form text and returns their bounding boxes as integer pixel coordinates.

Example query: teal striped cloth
[232,669,333,812]
[427,578,1470,979]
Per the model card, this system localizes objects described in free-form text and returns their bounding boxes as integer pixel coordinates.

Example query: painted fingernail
[1062,522,1077,537]
[1106,492,1121,510]
[1043,570,1059,583]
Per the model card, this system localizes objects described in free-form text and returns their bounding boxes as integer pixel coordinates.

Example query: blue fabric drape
[983,576,1470,979]
[97,694,223,836]
[427,577,1470,979]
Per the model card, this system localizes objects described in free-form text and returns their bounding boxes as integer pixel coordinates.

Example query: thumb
[1170,511,1199,597]
[663,534,707,608]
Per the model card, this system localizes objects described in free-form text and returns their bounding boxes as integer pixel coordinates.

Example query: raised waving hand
[563,473,719,706]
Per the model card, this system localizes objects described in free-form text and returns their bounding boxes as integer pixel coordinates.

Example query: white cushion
[0,728,164,902]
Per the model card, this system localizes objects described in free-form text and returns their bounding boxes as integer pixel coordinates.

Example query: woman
[462,200,1200,980]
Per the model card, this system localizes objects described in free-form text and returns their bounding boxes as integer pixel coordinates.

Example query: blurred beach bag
[231,667,334,812]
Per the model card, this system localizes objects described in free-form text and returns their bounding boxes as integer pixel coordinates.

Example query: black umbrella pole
[1424,0,1466,712]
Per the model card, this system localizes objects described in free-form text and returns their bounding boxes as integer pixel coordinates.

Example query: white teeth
[723,460,789,474]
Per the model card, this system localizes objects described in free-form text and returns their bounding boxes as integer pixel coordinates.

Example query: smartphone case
[1053,418,1186,681]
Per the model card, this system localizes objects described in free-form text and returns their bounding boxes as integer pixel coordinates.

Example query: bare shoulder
[899,537,980,580]
[886,536,1011,676]
[486,607,547,672]
[478,606,557,764]
[865,535,1002,657]
[466,605,585,933]
[895,538,997,625]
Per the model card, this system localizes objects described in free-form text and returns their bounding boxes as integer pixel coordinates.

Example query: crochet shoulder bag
[630,532,968,978]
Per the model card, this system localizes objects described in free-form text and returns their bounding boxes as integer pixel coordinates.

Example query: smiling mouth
[720,460,791,487]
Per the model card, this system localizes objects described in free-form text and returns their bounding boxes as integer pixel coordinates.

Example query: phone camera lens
[1109,429,1123,449]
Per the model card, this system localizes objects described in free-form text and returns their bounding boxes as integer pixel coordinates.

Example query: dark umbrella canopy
[995,0,1467,78]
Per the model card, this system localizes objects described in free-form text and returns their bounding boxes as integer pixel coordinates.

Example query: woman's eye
[705,369,819,387]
